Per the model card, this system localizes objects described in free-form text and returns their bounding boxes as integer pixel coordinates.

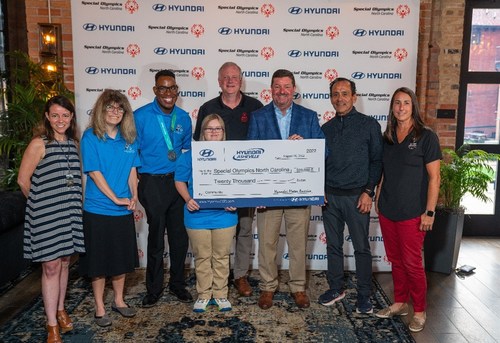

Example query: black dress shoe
[142,293,160,308]
[169,288,193,303]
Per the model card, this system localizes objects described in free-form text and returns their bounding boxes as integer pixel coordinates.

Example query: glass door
[458,2,500,235]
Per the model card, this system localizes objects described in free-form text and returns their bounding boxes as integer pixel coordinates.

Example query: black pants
[138,174,188,296]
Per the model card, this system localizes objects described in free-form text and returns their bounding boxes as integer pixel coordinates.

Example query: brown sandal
[46,324,62,343]
[56,309,73,333]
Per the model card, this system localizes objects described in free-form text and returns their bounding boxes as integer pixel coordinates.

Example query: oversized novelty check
[192,139,325,208]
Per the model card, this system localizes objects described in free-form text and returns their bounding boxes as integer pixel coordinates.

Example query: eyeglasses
[204,127,224,133]
[155,85,179,94]
[221,76,241,82]
[105,105,125,113]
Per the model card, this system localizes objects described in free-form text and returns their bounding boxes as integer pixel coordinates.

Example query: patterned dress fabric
[23,138,85,262]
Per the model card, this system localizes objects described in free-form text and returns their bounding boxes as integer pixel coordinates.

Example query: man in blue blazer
[247,69,324,310]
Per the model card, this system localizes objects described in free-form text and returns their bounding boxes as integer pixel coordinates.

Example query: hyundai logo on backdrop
[353,29,367,37]
[288,7,341,15]
[82,23,97,31]
[351,72,402,79]
[152,4,166,11]
[351,72,365,79]
[288,7,302,14]
[85,67,99,74]
[353,29,405,37]
[218,27,270,35]
[288,50,339,58]
[241,71,269,78]
[154,47,168,55]
[83,23,135,32]
[85,67,137,75]
[167,5,205,12]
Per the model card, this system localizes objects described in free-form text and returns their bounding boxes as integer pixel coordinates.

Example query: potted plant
[0,51,73,190]
[424,144,500,274]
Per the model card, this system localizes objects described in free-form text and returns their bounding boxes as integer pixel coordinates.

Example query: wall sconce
[38,23,62,74]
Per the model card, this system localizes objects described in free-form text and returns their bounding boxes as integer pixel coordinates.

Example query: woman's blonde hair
[89,89,136,143]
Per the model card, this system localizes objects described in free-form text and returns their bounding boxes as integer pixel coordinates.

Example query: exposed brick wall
[417,0,465,150]
[22,0,463,148]
[25,0,74,90]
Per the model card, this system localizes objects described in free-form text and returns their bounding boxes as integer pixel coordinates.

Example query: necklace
[55,139,74,187]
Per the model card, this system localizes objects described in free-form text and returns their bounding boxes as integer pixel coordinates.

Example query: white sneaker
[213,298,232,311]
[193,298,210,313]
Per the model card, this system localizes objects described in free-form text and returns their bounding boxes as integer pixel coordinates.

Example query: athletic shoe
[193,298,210,313]
[213,298,232,311]
[318,289,346,306]
[356,294,373,314]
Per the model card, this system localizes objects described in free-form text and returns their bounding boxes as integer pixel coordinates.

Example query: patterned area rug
[0,268,415,342]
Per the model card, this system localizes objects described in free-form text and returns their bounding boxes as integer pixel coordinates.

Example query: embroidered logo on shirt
[241,112,248,123]
[408,137,417,150]
[124,143,135,153]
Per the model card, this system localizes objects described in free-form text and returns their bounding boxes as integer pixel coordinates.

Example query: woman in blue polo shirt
[80,89,141,327]
[175,113,238,313]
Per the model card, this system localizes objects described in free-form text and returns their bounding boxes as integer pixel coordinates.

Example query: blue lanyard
[156,108,177,151]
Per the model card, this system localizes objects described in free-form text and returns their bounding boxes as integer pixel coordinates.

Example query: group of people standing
[18,61,441,343]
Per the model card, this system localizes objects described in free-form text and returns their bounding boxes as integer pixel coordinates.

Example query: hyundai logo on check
[353,29,367,37]
[199,149,214,158]
[351,72,365,79]
[154,47,168,55]
[288,7,302,14]
[85,67,99,74]
[218,27,232,35]
[288,50,302,58]
[83,23,97,31]
[152,4,166,11]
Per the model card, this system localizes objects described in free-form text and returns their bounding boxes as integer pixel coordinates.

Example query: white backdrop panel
[71,0,420,271]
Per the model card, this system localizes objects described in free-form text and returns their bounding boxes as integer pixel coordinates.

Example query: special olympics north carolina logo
[191,67,205,80]
[191,24,205,38]
[323,111,335,122]
[261,4,275,17]
[128,86,142,100]
[319,232,327,244]
[396,5,410,18]
[394,48,408,62]
[260,89,272,103]
[126,44,140,57]
[124,0,139,14]
[326,26,340,40]
[260,47,275,60]
[191,109,199,121]
[133,209,144,222]
[324,69,338,83]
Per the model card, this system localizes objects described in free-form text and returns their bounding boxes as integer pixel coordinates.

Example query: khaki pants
[256,207,311,293]
[187,226,236,299]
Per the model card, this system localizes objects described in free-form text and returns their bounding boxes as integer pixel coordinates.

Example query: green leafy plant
[439,144,500,211]
[0,51,73,190]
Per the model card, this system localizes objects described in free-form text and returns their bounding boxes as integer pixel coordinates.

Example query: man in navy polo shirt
[134,70,193,307]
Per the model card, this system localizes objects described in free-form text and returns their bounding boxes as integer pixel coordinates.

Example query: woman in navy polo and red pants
[375,87,441,333]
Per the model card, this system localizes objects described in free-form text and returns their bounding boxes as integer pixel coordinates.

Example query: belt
[140,173,174,179]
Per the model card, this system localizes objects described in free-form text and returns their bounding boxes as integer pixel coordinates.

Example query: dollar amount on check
[192,139,325,208]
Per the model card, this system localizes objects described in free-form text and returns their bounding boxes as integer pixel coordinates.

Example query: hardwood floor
[375,237,500,343]
[1,237,499,342]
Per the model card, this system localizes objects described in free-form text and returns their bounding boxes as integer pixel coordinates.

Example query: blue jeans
[322,193,372,297]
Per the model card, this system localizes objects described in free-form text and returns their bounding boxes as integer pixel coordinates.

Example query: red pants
[379,214,427,312]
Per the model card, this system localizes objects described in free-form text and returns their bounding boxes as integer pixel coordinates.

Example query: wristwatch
[363,188,375,198]
[426,210,435,217]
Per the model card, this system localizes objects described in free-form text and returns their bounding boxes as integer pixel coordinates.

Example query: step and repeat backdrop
[71,0,420,271]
